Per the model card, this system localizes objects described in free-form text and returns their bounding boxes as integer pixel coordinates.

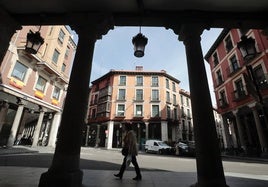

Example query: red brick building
[205,29,268,157]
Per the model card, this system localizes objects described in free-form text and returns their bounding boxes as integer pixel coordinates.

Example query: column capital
[69,13,114,40]
[169,24,205,44]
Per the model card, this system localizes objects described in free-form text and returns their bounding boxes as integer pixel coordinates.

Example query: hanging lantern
[132,33,148,58]
[237,35,257,61]
[25,30,44,54]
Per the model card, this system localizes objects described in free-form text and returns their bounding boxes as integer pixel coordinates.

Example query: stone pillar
[161,121,168,141]
[0,100,9,132]
[85,125,90,146]
[107,121,114,149]
[176,24,228,187]
[222,116,232,149]
[252,107,268,156]
[0,8,21,66]
[229,120,238,148]
[95,124,100,147]
[47,112,61,147]
[39,17,113,187]
[7,100,25,147]
[243,116,253,145]
[32,109,46,146]
[145,122,149,140]
[233,111,247,150]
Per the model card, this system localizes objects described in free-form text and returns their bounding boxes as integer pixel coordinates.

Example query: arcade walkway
[0,146,268,187]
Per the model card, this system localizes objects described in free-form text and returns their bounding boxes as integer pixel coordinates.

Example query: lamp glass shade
[132,33,148,58]
[237,36,257,61]
[25,30,44,54]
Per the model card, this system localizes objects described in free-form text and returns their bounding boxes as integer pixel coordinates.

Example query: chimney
[135,66,143,71]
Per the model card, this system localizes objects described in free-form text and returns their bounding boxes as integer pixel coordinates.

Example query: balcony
[150,97,160,102]
[232,87,248,101]
[218,98,229,108]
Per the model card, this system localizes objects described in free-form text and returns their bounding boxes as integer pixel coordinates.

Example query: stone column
[6,100,25,147]
[252,107,268,156]
[176,24,228,187]
[85,125,90,146]
[32,108,46,146]
[107,121,114,149]
[222,116,232,149]
[145,122,149,140]
[95,124,100,147]
[243,116,253,145]
[161,121,168,141]
[233,111,247,151]
[39,16,113,187]
[0,8,21,66]
[0,100,9,132]
[47,112,61,147]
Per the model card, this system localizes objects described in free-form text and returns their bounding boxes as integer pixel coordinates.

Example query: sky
[74,27,223,106]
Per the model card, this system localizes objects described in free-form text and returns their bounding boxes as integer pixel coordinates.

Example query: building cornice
[91,69,181,84]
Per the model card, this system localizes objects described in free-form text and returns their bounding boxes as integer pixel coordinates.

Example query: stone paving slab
[1,166,268,187]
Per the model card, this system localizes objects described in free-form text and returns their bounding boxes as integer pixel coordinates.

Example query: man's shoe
[114,174,122,179]
[132,176,142,180]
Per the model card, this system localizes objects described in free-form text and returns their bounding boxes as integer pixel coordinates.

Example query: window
[172,82,176,92]
[230,55,239,72]
[136,75,143,86]
[35,76,47,92]
[187,109,191,118]
[118,89,126,100]
[254,64,267,87]
[167,106,171,118]
[136,89,143,100]
[152,89,159,101]
[152,105,160,117]
[186,98,189,106]
[52,86,61,100]
[216,70,223,85]
[52,49,60,64]
[119,75,126,85]
[135,105,143,117]
[180,95,184,105]
[61,63,66,72]
[152,76,159,86]
[65,46,70,59]
[58,29,65,44]
[174,108,178,120]
[234,78,246,98]
[213,52,219,67]
[173,94,177,105]
[11,61,28,81]
[219,90,227,106]
[117,104,125,116]
[224,35,233,53]
[166,91,170,102]
[166,79,170,89]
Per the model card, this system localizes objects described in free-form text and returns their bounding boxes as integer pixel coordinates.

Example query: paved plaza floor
[0,146,268,187]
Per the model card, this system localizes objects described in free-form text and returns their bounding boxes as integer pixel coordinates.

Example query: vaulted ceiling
[1,0,268,29]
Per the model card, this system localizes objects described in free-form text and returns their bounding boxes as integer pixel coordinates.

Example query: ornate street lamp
[237,35,257,61]
[132,28,148,58]
[25,29,44,54]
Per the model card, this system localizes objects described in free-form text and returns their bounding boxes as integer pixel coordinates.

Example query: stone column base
[39,169,83,187]
[190,179,229,187]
